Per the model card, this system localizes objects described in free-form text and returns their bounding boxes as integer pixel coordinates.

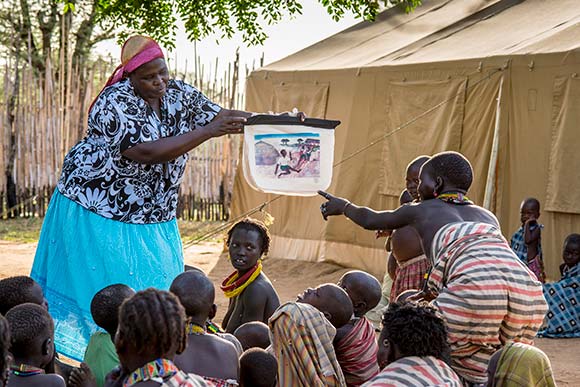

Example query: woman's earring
[433,191,438,197]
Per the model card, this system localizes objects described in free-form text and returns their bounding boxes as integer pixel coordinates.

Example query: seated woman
[539,233,580,338]
[363,301,462,387]
[486,342,556,387]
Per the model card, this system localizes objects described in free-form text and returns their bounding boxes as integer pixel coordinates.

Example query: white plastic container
[243,115,340,196]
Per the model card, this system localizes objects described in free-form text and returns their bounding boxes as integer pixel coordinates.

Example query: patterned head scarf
[90,35,165,111]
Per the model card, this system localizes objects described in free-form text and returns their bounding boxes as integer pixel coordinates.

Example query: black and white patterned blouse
[58,79,221,224]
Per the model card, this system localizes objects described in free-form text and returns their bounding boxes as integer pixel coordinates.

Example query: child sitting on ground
[221,219,280,333]
[363,302,462,386]
[269,297,349,387]
[539,233,580,338]
[0,276,64,379]
[182,267,243,355]
[171,271,239,386]
[510,197,546,282]
[239,348,277,387]
[560,233,580,277]
[0,276,48,315]
[335,271,381,386]
[0,315,10,387]
[82,284,135,387]
[108,288,211,387]
[296,283,353,329]
[233,322,270,351]
[5,303,65,387]
[319,151,547,385]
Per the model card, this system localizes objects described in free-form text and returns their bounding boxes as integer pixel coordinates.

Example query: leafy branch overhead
[97,0,422,49]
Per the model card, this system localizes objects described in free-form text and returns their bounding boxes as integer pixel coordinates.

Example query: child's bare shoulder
[212,334,240,356]
[243,274,277,296]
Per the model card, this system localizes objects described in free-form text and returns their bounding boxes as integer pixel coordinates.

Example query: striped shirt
[362,356,462,386]
[335,317,379,386]
[429,222,548,384]
[269,302,346,387]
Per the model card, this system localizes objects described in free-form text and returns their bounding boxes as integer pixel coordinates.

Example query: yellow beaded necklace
[221,261,263,298]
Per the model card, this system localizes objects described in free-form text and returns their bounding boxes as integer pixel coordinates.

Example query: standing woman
[31,36,251,361]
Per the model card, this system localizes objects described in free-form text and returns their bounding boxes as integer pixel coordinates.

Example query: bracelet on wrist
[342,201,351,214]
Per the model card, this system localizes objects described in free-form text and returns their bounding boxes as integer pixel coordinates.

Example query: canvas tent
[231,0,580,280]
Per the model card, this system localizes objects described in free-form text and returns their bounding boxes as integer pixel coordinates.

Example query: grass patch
[178,220,228,245]
[0,217,43,243]
[0,218,228,244]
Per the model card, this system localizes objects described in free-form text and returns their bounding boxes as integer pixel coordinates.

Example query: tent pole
[483,75,504,210]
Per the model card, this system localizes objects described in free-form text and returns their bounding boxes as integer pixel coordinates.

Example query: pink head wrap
[90,36,165,112]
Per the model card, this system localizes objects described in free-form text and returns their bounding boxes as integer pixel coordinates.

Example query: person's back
[5,304,65,387]
[410,198,499,261]
[178,334,238,384]
[171,271,239,384]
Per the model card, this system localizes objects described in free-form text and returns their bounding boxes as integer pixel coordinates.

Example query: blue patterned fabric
[538,264,580,338]
[31,190,184,360]
[510,224,543,263]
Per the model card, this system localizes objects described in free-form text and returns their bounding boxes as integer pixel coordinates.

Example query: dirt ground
[1,240,579,385]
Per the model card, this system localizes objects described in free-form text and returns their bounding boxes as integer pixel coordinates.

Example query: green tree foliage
[98,0,422,49]
[0,0,421,72]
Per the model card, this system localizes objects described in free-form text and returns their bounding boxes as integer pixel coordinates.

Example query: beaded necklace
[186,322,206,335]
[206,320,223,334]
[123,358,178,387]
[10,364,45,377]
[437,192,473,205]
[221,261,263,298]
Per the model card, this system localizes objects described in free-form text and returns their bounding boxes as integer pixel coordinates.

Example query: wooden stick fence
[0,47,249,221]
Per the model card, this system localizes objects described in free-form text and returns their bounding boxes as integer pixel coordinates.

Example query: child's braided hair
[117,288,186,358]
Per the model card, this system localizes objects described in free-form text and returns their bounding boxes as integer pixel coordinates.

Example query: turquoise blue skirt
[31,190,184,361]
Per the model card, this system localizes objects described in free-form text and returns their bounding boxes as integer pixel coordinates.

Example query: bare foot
[69,363,97,387]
